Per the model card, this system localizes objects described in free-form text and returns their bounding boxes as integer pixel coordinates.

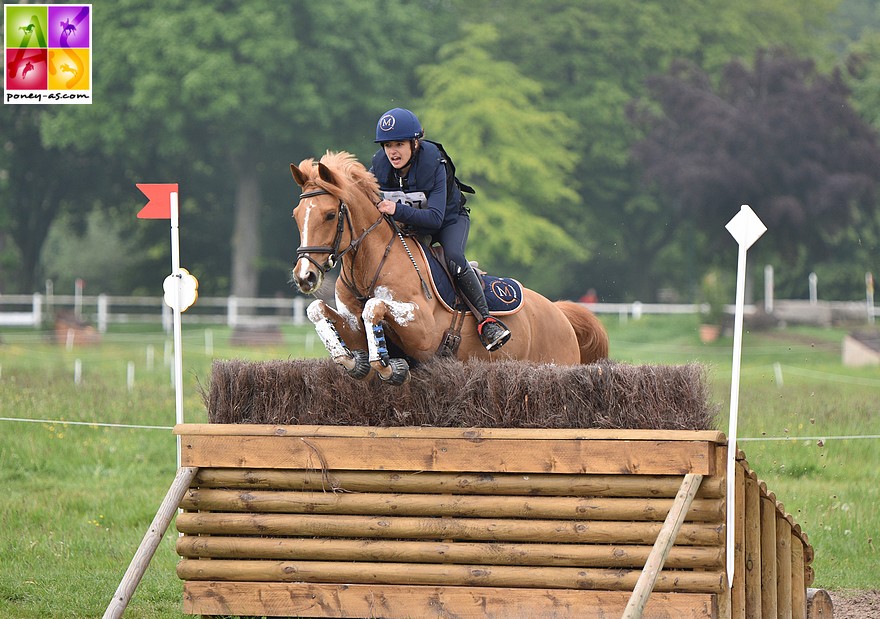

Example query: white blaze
[294,199,318,282]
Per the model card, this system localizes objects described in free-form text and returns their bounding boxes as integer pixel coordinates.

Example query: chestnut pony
[290,151,608,385]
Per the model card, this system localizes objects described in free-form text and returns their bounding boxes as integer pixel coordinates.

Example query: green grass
[1,316,878,617]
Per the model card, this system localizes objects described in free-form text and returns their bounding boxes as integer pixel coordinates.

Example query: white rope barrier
[0,417,173,431]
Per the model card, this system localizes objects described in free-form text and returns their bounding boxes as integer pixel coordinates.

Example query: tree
[415,24,587,297]
[630,50,880,289]
[454,0,838,300]
[40,0,453,298]
[0,107,117,292]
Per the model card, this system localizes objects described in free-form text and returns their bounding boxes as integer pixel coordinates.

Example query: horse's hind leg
[306,299,372,379]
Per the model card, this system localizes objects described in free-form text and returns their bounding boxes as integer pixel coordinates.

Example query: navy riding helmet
[375,108,424,143]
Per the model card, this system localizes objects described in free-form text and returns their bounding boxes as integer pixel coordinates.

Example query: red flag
[136,183,178,219]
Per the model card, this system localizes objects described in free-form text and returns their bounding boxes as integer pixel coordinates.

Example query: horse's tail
[555,300,609,363]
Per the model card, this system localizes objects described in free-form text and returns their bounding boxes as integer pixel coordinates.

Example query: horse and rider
[289,108,608,384]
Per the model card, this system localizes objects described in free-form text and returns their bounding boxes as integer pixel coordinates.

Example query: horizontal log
[180,434,717,475]
[175,423,727,443]
[182,582,719,618]
[179,489,724,522]
[176,512,724,546]
[176,536,726,569]
[176,559,726,593]
[192,467,725,498]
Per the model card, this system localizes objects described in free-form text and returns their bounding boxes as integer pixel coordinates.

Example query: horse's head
[289,151,379,295]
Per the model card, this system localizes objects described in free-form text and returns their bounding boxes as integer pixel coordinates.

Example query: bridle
[295,189,352,272]
[294,188,388,301]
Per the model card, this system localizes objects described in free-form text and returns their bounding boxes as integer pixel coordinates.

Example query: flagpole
[723,205,767,589]
[170,191,184,469]
[726,240,747,587]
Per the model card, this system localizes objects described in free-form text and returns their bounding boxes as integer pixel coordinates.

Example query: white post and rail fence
[1,275,877,330]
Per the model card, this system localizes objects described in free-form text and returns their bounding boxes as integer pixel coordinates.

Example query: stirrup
[477,316,511,351]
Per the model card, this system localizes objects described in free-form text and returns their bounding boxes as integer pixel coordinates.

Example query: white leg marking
[363,287,418,362]
[335,292,362,333]
[307,300,349,359]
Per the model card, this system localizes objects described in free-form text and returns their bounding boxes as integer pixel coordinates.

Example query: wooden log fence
[170,424,825,619]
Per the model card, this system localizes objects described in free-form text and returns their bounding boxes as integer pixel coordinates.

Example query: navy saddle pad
[422,244,524,314]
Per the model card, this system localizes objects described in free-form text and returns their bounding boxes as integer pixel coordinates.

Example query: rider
[370,107,511,352]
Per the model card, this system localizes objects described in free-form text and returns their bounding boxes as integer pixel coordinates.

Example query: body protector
[370,140,466,236]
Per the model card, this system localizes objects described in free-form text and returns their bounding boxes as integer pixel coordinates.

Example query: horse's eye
[325,212,336,221]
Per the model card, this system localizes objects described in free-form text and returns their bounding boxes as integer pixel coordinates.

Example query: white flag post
[169,191,184,468]
[723,204,767,588]
[137,184,198,469]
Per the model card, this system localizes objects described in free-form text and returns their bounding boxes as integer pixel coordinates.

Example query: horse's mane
[294,150,379,205]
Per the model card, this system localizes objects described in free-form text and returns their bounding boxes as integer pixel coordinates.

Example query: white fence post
[293,297,306,326]
[74,278,84,319]
[161,303,172,334]
[631,301,643,321]
[809,272,818,305]
[764,265,774,314]
[98,294,108,334]
[32,293,43,327]
[227,295,238,328]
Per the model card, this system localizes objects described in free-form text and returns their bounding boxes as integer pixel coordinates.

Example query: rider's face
[382,140,413,169]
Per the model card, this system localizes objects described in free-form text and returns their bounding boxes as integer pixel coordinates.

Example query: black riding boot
[454,266,511,351]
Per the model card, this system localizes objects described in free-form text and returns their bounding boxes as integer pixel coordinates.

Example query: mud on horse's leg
[306,300,371,380]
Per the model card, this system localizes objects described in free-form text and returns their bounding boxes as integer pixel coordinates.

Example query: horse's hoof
[380,358,410,386]
[345,350,372,380]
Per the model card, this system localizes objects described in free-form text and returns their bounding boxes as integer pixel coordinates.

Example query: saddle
[414,241,523,356]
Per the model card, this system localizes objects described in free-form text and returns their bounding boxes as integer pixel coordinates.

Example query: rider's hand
[377,199,397,215]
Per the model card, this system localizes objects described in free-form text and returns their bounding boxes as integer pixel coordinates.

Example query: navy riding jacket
[370,140,465,236]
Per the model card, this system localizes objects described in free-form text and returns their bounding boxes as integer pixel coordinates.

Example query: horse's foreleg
[306,299,371,379]
[362,296,418,385]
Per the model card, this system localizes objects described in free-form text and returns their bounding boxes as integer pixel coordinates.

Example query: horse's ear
[317,162,339,187]
[290,163,308,188]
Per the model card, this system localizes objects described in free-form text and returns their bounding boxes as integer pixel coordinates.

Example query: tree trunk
[229,160,261,300]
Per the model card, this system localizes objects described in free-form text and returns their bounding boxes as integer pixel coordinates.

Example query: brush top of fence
[204,357,717,430]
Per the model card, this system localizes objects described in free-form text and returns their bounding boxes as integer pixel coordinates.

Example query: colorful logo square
[48,48,90,90]
[47,5,90,49]
[4,4,92,104]
[5,5,48,49]
[5,47,48,90]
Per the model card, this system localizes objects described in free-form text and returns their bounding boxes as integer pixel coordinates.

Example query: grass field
[1,314,878,617]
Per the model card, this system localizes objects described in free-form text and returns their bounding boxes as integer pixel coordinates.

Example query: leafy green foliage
[2,0,877,302]
[416,24,586,295]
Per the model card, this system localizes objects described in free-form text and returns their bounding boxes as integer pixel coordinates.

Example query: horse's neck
[341,205,399,293]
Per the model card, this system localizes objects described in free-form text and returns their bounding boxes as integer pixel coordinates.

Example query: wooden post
[731,463,746,619]
[103,466,198,619]
[776,516,792,619]
[791,533,806,619]
[622,473,704,619]
[760,496,777,618]
[744,473,762,618]
[805,589,833,619]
